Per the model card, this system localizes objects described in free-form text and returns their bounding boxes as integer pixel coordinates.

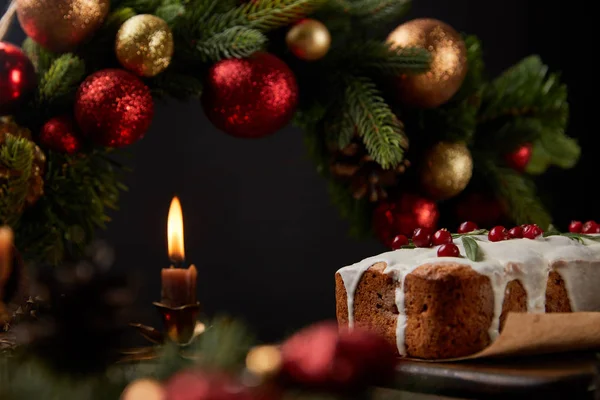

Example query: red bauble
[164,370,256,400]
[40,116,82,154]
[0,42,37,116]
[202,52,298,139]
[455,192,503,228]
[280,321,396,391]
[373,193,439,247]
[505,143,533,172]
[74,69,154,148]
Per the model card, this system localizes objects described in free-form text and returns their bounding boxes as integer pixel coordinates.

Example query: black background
[1,0,595,342]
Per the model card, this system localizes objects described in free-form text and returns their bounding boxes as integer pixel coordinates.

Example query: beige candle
[161,197,198,307]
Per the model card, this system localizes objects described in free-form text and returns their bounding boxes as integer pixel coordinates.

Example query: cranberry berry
[523,224,543,239]
[391,234,409,250]
[432,229,453,246]
[437,243,460,257]
[582,221,600,234]
[508,226,524,239]
[488,226,509,242]
[412,228,432,248]
[458,221,478,234]
[569,221,583,233]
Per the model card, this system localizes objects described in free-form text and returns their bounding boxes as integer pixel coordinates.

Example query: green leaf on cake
[462,236,481,261]
[452,229,488,238]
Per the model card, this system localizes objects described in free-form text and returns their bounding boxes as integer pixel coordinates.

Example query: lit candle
[161,197,197,307]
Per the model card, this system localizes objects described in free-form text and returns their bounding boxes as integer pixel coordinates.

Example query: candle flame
[168,196,185,263]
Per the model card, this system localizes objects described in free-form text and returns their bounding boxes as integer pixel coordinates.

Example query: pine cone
[13,241,135,375]
[0,117,46,211]
[329,139,410,202]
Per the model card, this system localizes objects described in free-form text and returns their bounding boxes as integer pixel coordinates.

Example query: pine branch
[342,76,407,169]
[156,2,186,25]
[205,0,326,34]
[0,135,35,226]
[479,56,567,124]
[482,161,552,229]
[196,26,267,61]
[526,130,580,174]
[37,55,86,106]
[110,0,162,13]
[21,38,57,75]
[16,150,126,265]
[346,41,431,76]
[326,0,410,17]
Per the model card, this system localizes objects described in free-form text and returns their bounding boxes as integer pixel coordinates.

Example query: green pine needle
[37,55,86,106]
[0,135,35,226]
[196,26,267,61]
[348,41,431,76]
[21,38,57,75]
[342,76,407,169]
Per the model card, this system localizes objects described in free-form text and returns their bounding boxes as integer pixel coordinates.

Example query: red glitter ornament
[74,69,154,148]
[0,42,37,116]
[505,143,533,172]
[280,321,397,390]
[373,193,439,247]
[202,52,298,139]
[40,116,82,154]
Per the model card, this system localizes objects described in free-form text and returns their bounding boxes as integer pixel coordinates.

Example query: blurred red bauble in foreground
[505,143,532,172]
[373,193,439,247]
[455,192,503,228]
[75,69,154,148]
[164,370,256,400]
[202,52,298,139]
[279,321,397,391]
[0,42,36,116]
[40,116,82,154]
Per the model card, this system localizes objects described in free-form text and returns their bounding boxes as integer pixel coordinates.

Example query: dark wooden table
[383,352,598,399]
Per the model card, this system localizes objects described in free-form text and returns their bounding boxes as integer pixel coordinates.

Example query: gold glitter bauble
[120,379,165,400]
[246,345,282,378]
[420,141,472,200]
[0,117,46,210]
[387,18,467,108]
[16,0,109,53]
[116,15,174,77]
[286,19,331,61]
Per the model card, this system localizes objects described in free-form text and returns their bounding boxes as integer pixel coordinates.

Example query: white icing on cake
[337,234,600,356]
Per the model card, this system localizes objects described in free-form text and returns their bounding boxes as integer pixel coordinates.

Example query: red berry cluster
[569,220,600,234]
[488,224,542,242]
[391,227,462,258]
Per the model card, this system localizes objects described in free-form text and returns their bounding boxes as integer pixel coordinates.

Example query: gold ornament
[0,117,46,210]
[387,18,467,108]
[120,379,165,400]
[286,19,331,61]
[116,15,174,77]
[420,141,472,200]
[246,345,282,378]
[16,0,109,53]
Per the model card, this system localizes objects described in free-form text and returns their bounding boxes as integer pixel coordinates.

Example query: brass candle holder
[153,301,205,344]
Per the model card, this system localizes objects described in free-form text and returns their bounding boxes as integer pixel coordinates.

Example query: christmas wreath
[0,0,579,265]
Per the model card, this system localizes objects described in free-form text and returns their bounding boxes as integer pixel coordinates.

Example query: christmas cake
[335,223,600,359]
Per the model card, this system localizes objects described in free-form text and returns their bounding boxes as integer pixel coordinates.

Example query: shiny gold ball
[246,345,282,378]
[420,141,472,200]
[120,379,165,400]
[286,19,331,61]
[116,15,174,77]
[387,18,468,108]
[16,0,109,53]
